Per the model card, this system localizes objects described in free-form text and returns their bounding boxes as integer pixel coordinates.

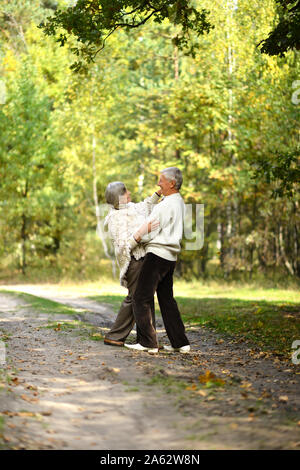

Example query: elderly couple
[103,167,190,354]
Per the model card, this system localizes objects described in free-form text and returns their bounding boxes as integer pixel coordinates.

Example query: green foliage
[252,146,300,198]
[0,0,299,280]
[38,0,212,72]
[259,0,300,56]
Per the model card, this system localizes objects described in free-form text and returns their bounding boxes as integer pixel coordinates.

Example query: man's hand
[133,218,160,242]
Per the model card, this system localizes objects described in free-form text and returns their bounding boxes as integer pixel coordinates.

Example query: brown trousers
[105,256,155,343]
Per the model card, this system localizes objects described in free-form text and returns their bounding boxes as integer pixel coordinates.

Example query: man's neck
[164,190,179,197]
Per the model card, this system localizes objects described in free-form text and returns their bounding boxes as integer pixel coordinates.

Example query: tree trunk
[279,225,294,276]
[20,179,29,275]
[92,134,116,278]
[21,213,27,275]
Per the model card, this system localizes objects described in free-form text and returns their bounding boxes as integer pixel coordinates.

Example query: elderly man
[125,167,190,354]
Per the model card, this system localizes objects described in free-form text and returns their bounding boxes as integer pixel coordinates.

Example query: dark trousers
[105,257,155,343]
[133,252,189,349]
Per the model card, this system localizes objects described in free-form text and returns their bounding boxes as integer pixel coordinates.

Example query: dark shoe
[104,338,124,347]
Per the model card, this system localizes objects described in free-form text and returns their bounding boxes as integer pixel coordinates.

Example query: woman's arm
[133,189,162,217]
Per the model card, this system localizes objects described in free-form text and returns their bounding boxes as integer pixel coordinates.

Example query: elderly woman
[103,181,161,347]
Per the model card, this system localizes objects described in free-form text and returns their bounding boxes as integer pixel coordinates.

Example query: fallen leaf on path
[279,395,289,402]
[195,390,207,397]
[185,384,197,391]
[25,384,38,391]
[198,370,225,386]
[240,382,252,389]
[199,371,216,383]
[18,412,36,417]
[12,378,21,386]
[7,423,16,429]
[20,394,39,404]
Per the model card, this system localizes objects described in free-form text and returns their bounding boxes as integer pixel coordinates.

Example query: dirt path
[0,289,299,450]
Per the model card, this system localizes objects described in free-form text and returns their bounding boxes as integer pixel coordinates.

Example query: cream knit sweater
[104,193,160,287]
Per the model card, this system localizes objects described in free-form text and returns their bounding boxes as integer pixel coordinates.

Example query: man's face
[158,174,174,196]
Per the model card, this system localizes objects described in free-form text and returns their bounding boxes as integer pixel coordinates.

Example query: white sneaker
[124,343,159,354]
[163,344,191,353]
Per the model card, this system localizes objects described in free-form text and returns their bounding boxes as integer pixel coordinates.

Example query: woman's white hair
[161,167,183,190]
[105,181,126,209]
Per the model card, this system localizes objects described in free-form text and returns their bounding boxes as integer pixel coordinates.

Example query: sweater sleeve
[132,192,160,217]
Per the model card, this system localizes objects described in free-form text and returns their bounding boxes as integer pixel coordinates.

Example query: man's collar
[164,192,181,198]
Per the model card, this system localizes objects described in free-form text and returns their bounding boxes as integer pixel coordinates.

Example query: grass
[178,297,299,359]
[42,320,104,341]
[0,290,79,316]
[1,280,300,359]
[87,281,300,360]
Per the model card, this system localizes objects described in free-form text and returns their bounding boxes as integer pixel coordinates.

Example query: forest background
[0,0,299,287]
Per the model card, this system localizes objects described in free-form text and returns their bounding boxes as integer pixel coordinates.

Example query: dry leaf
[198,371,216,383]
[279,395,289,402]
[26,384,38,391]
[20,394,39,403]
[240,382,252,389]
[17,412,36,417]
[185,384,197,391]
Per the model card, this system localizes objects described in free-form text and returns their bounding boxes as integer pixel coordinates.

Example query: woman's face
[119,189,131,205]
[125,189,131,203]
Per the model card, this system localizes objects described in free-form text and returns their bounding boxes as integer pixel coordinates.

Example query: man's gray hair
[105,181,126,208]
[161,167,183,190]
